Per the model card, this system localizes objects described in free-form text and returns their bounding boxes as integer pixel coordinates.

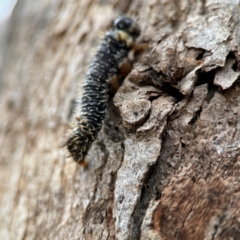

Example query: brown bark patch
[153,176,237,240]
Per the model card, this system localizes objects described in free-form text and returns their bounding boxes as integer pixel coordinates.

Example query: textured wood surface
[1,0,240,239]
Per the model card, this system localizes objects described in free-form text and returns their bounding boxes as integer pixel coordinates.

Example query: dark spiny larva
[63,16,141,164]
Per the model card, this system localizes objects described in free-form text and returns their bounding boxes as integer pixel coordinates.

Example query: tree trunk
[1,0,240,239]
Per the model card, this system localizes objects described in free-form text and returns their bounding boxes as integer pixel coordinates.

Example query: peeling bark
[1,0,240,239]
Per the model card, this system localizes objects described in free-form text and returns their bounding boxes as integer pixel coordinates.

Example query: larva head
[114,16,140,40]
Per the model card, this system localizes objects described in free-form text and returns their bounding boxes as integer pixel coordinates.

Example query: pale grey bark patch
[178,65,202,95]
[214,58,240,90]
[120,99,151,128]
[113,136,162,240]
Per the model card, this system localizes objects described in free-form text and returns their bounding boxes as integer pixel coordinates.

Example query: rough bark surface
[1,0,240,239]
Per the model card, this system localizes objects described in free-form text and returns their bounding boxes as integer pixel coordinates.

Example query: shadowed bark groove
[1,0,240,240]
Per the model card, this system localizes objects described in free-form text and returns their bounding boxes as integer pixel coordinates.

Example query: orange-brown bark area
[1,0,240,239]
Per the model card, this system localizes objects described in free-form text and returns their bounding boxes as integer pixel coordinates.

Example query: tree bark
[1,0,240,239]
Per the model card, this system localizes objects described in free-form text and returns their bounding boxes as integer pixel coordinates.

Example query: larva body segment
[64,17,141,164]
